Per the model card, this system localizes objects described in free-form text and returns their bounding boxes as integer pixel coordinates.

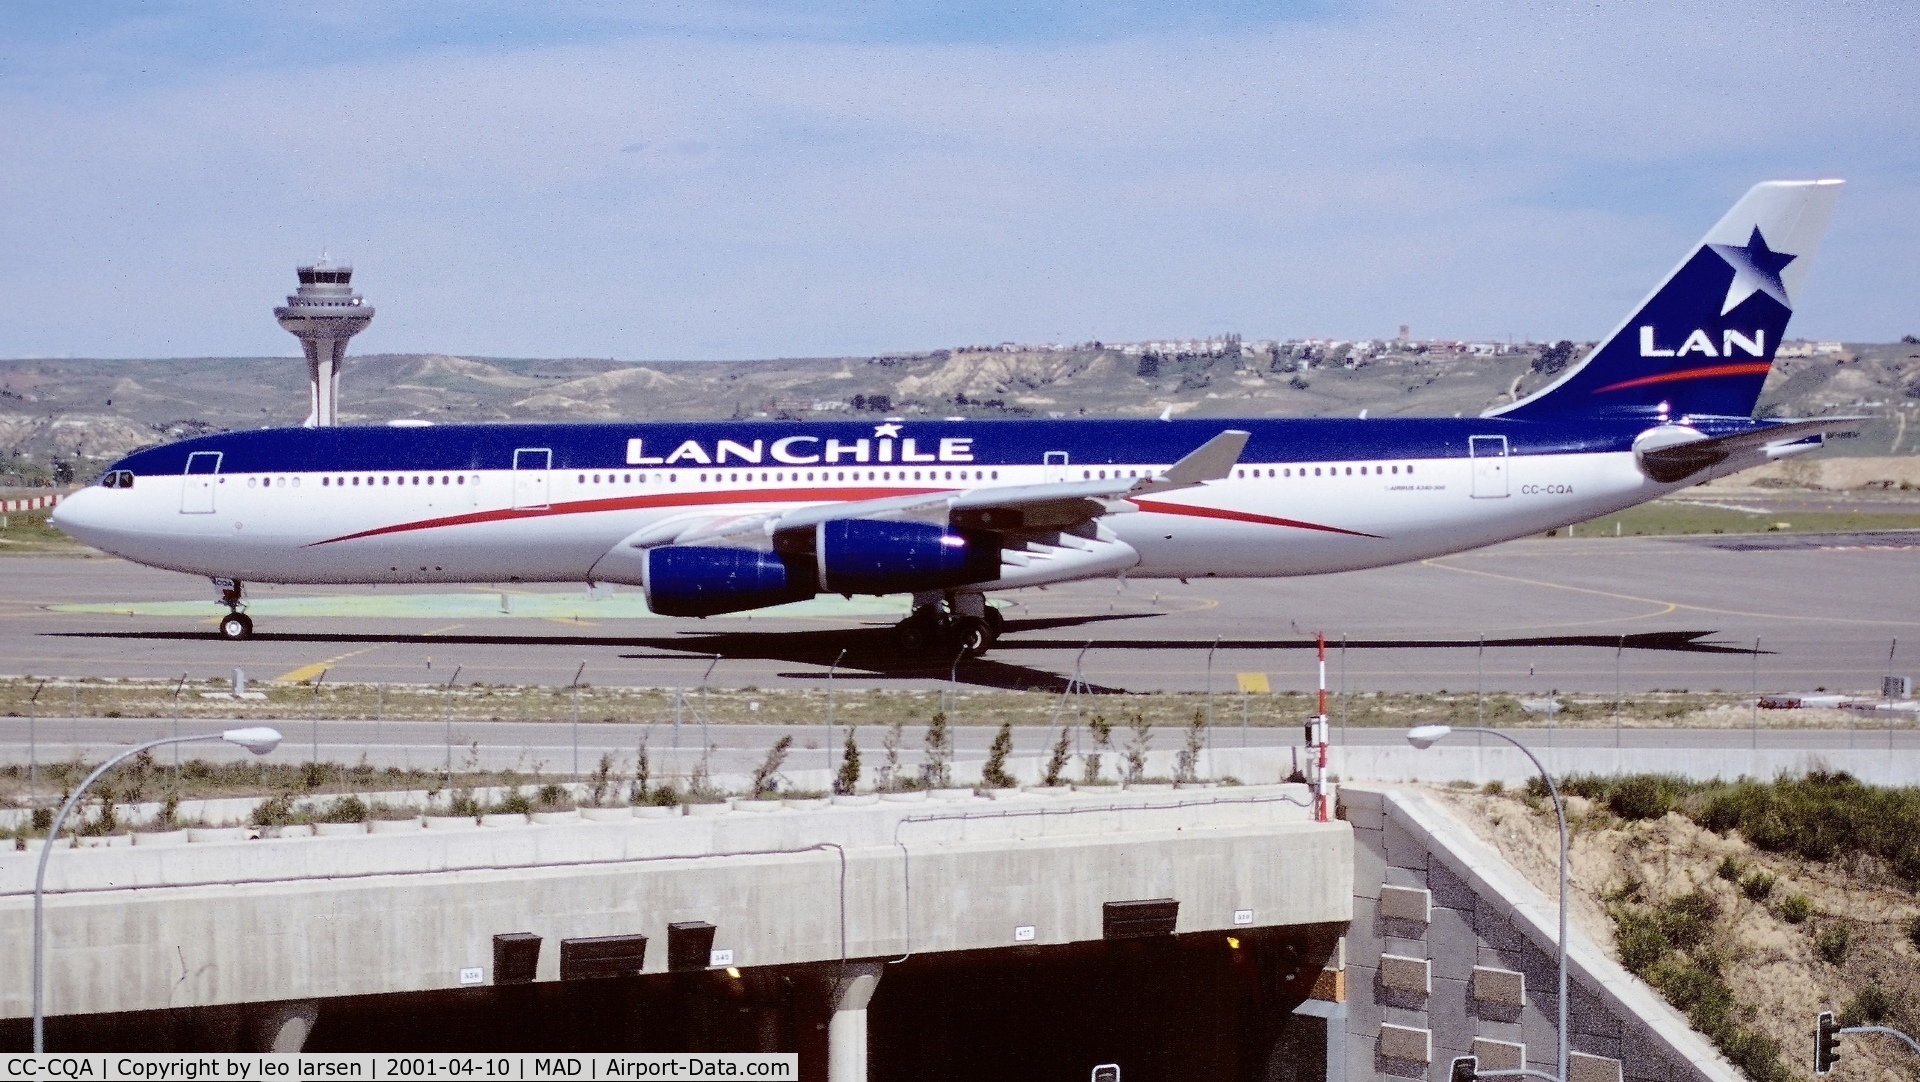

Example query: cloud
[0,1,1913,360]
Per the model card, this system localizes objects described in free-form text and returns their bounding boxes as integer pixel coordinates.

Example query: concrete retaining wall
[1340,784,1740,1082]
[0,784,1350,1021]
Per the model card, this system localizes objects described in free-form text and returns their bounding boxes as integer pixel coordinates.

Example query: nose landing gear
[213,577,254,641]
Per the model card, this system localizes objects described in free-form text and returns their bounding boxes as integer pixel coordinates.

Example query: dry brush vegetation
[1438,773,1920,1082]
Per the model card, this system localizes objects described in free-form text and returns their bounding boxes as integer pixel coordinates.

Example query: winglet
[1134,429,1249,493]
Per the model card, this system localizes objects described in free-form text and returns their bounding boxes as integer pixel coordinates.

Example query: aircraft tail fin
[1488,180,1843,422]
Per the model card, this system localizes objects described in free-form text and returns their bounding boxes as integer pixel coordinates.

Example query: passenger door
[1044,451,1070,483]
[512,448,552,510]
[1469,436,1509,498]
[181,451,221,514]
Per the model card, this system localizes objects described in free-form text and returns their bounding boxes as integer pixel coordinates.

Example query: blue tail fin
[1489,180,1842,422]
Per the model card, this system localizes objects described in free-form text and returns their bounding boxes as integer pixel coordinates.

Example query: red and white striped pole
[1309,632,1332,821]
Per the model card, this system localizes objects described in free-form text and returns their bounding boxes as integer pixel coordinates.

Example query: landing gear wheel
[219,612,254,641]
[955,617,992,657]
[982,606,1005,642]
[896,617,930,653]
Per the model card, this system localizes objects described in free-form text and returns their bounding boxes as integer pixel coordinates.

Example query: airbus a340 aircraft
[54,180,1847,655]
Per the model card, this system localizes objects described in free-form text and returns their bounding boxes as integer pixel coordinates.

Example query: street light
[33,726,282,1051]
[1407,724,1568,1082]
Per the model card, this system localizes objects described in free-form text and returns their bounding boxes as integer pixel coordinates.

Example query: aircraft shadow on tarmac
[55,620,1760,695]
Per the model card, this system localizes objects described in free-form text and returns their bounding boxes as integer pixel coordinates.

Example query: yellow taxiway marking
[275,646,382,684]
[274,623,462,682]
[1421,557,1919,627]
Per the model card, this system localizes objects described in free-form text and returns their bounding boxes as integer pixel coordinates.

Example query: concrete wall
[0,784,1350,1022]
[1339,785,1742,1082]
[1330,744,1920,788]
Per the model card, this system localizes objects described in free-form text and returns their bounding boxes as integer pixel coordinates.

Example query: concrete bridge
[2,784,1351,1079]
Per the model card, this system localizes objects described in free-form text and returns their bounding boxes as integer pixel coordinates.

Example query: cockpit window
[99,470,135,488]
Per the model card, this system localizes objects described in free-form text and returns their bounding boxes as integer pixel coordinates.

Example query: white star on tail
[1707,226,1797,315]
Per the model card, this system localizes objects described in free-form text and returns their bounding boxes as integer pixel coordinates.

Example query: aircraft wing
[627,428,1251,548]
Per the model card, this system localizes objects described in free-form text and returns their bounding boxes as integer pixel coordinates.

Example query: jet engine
[644,546,816,618]
[815,519,1001,595]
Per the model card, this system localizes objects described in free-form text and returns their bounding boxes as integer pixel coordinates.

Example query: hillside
[2,338,1916,485]
[1437,775,1920,1082]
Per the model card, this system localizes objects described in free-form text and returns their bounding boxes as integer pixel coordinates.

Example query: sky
[1,1,1915,361]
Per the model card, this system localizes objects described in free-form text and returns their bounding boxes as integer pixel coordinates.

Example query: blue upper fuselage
[106,415,1779,477]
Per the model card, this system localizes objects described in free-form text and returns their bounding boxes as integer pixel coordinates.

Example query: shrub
[1815,922,1852,966]
[1607,775,1679,820]
[317,795,367,824]
[1607,892,1790,1082]
[879,720,906,790]
[834,728,861,795]
[490,790,532,815]
[751,735,793,798]
[1083,715,1112,786]
[1175,709,1206,783]
[1041,726,1071,787]
[981,721,1016,789]
[1614,909,1670,974]
[1716,855,1747,882]
[250,793,297,827]
[1906,914,1920,950]
[1739,871,1777,902]
[633,741,652,805]
[921,714,951,789]
[1841,985,1895,1027]
[1658,890,1721,951]
[1123,715,1153,783]
[585,754,618,808]
[1778,894,1812,924]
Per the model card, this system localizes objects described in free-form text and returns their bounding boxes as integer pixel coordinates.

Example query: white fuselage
[52,445,1750,590]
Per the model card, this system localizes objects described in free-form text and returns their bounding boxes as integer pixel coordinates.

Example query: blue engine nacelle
[817,519,1001,595]
[644,546,817,618]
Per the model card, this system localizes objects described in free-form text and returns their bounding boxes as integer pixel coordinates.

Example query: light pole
[33,726,282,1052]
[826,647,846,775]
[1407,724,1567,1082]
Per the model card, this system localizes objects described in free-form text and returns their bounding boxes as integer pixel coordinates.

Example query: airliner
[53,180,1848,655]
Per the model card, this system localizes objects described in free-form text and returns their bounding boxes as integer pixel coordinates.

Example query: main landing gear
[892,591,1005,657]
[214,578,254,641]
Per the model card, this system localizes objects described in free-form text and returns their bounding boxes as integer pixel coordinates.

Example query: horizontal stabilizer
[1634,417,1858,483]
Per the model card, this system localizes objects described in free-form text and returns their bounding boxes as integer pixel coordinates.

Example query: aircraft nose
[48,487,107,542]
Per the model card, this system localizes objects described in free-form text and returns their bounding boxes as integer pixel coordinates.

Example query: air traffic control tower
[274,258,373,427]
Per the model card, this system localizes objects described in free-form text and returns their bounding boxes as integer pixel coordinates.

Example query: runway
[2,529,1918,698]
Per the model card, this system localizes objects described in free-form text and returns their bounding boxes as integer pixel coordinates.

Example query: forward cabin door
[1044,451,1070,483]
[1469,436,1509,498]
[512,448,552,510]
[180,451,221,514]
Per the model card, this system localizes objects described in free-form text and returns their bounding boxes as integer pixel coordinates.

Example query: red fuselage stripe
[312,487,1381,546]
[1594,362,1772,395]
[308,486,942,545]
[1130,499,1381,538]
